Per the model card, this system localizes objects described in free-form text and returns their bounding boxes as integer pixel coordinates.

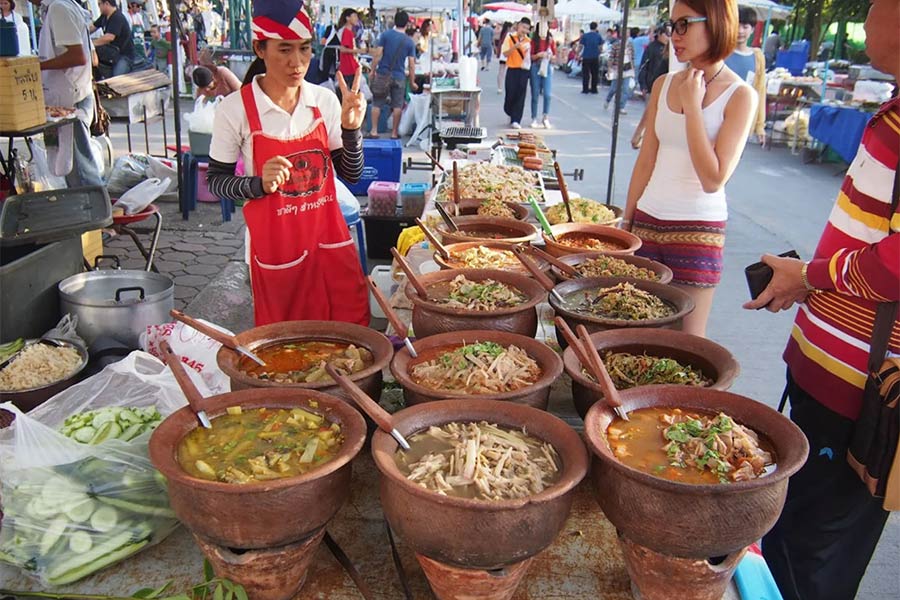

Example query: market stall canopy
[738,0,793,20]
[321,0,458,9]
[482,1,531,13]
[555,0,622,21]
[481,8,533,23]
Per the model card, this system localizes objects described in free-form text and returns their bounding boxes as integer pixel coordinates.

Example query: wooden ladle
[159,340,212,428]
[575,323,629,422]
[325,364,411,451]
[452,161,461,217]
[554,161,575,223]
[170,309,265,366]
[390,247,429,299]
[415,218,450,260]
[511,246,567,306]
[522,245,581,279]
[424,151,446,172]
[366,276,418,358]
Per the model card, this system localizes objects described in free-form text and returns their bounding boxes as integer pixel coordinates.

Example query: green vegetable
[39,518,67,556]
[68,531,93,553]
[299,438,318,463]
[95,496,176,519]
[0,338,24,362]
[46,524,153,585]
[60,407,162,445]
[90,506,118,533]
[64,499,96,523]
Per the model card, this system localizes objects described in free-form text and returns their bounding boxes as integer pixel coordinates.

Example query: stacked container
[366,181,400,217]
[400,183,430,217]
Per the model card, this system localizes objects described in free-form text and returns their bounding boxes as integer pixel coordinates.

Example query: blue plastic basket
[339,139,402,196]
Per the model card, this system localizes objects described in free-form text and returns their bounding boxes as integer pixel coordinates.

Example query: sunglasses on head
[666,16,707,36]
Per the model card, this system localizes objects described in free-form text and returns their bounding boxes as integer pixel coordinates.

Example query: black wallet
[745,250,801,303]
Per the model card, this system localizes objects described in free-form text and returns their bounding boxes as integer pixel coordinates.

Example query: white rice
[0,344,82,391]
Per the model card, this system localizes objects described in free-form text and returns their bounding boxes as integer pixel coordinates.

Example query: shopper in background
[196,47,240,97]
[368,9,417,140]
[92,0,136,77]
[763,25,780,69]
[126,1,148,66]
[604,29,635,114]
[0,0,31,54]
[502,17,531,129]
[725,7,766,145]
[579,21,601,94]
[529,24,555,129]
[417,18,431,58]
[495,21,511,95]
[149,23,169,71]
[632,24,670,148]
[623,0,756,338]
[336,8,362,84]
[631,27,649,74]
[477,17,493,70]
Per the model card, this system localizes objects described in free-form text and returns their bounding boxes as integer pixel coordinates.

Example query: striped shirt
[784,97,900,420]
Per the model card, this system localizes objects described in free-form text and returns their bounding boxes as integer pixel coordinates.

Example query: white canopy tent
[555,0,622,21]
[320,0,458,10]
[739,0,793,20]
[480,8,534,24]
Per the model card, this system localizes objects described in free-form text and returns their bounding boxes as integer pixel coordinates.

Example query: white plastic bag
[0,351,200,585]
[114,177,172,215]
[183,96,221,134]
[141,321,231,395]
[334,176,360,216]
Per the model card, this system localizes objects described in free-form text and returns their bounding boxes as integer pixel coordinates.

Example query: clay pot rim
[551,251,674,285]
[542,223,642,256]
[436,200,530,222]
[582,385,810,495]
[390,330,564,402]
[371,399,590,510]
[433,241,550,275]
[149,388,367,494]
[404,268,547,317]
[216,320,393,389]
[546,204,624,228]
[550,277,696,328]
[562,327,740,394]
[436,215,539,245]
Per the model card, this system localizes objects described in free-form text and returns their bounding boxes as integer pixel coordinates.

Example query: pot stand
[618,534,746,600]
[194,528,326,600]
[416,553,535,600]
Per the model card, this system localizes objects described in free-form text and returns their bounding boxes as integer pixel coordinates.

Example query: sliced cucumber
[40,518,68,556]
[65,498,97,523]
[90,506,118,533]
[90,421,122,445]
[73,426,97,443]
[68,530,93,553]
[91,410,118,429]
[119,423,145,441]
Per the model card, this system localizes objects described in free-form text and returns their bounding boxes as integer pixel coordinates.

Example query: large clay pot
[563,328,740,418]
[437,216,538,245]
[551,251,673,284]
[434,242,549,279]
[372,399,589,568]
[216,321,393,403]
[390,330,563,410]
[405,269,547,339]
[436,200,529,221]
[583,386,809,558]
[542,223,641,258]
[149,388,367,549]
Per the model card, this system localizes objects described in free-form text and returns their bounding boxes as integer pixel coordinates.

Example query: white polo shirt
[209,75,344,175]
[39,0,94,106]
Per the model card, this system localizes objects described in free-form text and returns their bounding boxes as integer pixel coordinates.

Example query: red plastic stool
[112,203,163,272]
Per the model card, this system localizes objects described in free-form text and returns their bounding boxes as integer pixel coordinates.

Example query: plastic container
[189,130,212,157]
[196,163,217,203]
[367,181,400,216]
[368,265,394,319]
[339,139,402,196]
[400,182,430,217]
[361,213,415,259]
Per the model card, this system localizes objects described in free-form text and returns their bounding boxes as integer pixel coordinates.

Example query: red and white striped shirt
[784,97,900,420]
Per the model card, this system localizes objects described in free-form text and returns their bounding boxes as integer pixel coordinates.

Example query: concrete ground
[101,64,897,598]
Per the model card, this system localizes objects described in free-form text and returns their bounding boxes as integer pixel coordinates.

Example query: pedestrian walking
[478,17,493,70]
[501,17,532,129]
[744,2,899,599]
[725,7,767,145]
[579,21,601,94]
[632,24,670,148]
[623,0,757,338]
[529,26,555,129]
[763,26,780,70]
[368,10,417,139]
[604,30,635,113]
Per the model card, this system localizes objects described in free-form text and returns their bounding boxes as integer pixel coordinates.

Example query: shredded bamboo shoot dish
[436,163,539,205]
[582,352,711,388]
[571,282,674,320]
[574,256,658,280]
[395,421,561,500]
[546,199,617,225]
[477,199,517,219]
[432,275,527,311]
[449,246,520,270]
[410,342,541,394]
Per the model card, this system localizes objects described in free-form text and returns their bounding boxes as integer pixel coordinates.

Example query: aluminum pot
[59,270,174,348]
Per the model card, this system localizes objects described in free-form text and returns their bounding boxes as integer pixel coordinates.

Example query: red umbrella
[482,2,531,13]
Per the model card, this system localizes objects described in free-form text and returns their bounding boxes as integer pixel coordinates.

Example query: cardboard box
[0,56,46,131]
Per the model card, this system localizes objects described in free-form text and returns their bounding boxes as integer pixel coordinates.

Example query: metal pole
[604,0,629,206]
[26,2,37,54]
[169,0,185,218]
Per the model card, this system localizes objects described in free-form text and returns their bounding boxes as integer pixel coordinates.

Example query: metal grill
[440,126,487,140]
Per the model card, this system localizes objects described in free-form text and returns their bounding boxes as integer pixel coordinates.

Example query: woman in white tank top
[623,0,757,338]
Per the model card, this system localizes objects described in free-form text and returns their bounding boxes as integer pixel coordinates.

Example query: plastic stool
[342,208,367,274]
[111,203,162,272]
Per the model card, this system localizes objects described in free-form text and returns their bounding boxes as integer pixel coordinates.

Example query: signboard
[629,7,658,29]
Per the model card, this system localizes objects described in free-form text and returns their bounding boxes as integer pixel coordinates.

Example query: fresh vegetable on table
[60,407,163,445]
[0,338,25,363]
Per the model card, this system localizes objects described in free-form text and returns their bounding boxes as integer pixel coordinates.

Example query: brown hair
[676,0,738,63]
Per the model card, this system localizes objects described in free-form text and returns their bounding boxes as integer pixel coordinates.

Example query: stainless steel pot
[58,270,174,348]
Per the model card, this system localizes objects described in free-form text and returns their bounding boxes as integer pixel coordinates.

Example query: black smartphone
[745,250,801,305]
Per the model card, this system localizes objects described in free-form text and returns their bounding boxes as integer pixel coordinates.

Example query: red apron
[241,85,369,327]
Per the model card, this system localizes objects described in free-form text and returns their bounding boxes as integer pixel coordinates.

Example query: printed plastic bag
[141,321,231,395]
[183,96,221,134]
[107,154,178,196]
[114,177,172,216]
[0,351,202,585]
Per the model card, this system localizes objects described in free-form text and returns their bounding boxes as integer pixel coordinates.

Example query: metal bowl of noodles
[0,339,89,412]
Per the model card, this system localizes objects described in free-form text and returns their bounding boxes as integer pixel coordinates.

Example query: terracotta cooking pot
[437,200,529,221]
[551,251,673,284]
[405,268,547,339]
[434,241,549,279]
[216,321,393,403]
[437,216,538,245]
[372,399,589,568]
[390,330,563,410]
[563,328,740,419]
[583,386,809,558]
[542,223,642,258]
[550,277,695,346]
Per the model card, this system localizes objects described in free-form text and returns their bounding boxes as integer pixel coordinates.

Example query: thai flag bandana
[252,0,313,41]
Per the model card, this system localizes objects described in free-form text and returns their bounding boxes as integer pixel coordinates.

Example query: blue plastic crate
[339,139,402,196]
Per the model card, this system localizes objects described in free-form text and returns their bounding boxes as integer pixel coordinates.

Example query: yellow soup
[177,407,344,484]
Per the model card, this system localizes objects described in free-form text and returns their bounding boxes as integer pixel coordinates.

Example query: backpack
[319,26,340,79]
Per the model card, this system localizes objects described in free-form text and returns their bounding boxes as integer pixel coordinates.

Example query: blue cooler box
[340,139,402,196]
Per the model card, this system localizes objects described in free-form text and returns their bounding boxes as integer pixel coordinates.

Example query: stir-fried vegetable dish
[447,228,516,240]
[436,163,539,205]
[177,406,344,484]
[448,246,521,270]
[571,282,674,320]
[410,342,541,394]
[574,255,658,280]
[546,199,617,225]
[395,421,560,500]
[477,199,517,219]
[607,407,775,484]
[557,232,625,252]
[582,352,711,389]
[430,275,527,311]
[240,341,373,384]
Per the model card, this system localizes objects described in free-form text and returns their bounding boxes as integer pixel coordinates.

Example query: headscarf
[251,0,312,41]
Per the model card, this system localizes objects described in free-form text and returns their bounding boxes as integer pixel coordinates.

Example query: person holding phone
[501,17,532,129]
[206,0,369,327]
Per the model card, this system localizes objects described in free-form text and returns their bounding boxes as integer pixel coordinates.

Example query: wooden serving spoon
[511,246,567,306]
[451,161,461,217]
[390,247,429,299]
[574,324,629,422]
[554,161,575,224]
[366,276,418,359]
[325,364,411,451]
[522,245,581,279]
[554,316,593,374]
[415,218,450,260]
[170,309,265,366]
[424,151,446,173]
[159,340,212,428]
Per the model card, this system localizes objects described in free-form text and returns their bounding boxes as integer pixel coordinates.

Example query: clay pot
[546,204,624,228]
[149,388,367,549]
[405,269,547,339]
[542,223,641,258]
[437,216,538,245]
[583,386,809,558]
[550,277,695,345]
[216,321,393,403]
[390,330,563,410]
[371,399,589,569]
[550,251,673,284]
[434,241,550,279]
[437,200,529,221]
[563,328,740,419]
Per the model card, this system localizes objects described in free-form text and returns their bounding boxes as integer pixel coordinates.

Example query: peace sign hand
[337,67,366,130]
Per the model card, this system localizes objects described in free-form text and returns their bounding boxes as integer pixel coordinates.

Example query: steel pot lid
[0,187,112,247]
[59,270,174,306]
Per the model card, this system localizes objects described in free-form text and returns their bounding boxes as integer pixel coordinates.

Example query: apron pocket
[254,250,309,271]
[317,241,369,325]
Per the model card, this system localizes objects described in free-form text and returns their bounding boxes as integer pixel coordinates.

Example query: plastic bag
[107,154,178,197]
[0,351,201,585]
[334,176,360,217]
[141,321,231,395]
[183,96,221,134]
[114,177,172,216]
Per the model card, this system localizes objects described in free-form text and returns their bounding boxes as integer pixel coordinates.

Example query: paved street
[103,64,896,598]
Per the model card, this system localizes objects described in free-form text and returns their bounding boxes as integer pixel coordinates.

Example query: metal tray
[0,186,112,246]
[432,164,546,206]
[494,145,558,183]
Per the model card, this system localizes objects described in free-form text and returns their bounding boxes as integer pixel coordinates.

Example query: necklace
[705,63,725,85]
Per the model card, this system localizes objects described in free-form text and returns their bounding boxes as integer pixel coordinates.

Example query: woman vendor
[206,0,369,327]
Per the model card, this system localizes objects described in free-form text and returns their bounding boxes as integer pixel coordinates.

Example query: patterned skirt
[632,210,727,288]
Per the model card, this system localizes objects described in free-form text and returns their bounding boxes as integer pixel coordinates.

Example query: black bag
[320,27,339,79]
[370,45,404,99]
[95,43,120,67]
[90,86,110,138]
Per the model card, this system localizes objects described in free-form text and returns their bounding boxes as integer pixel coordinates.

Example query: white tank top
[637,72,748,222]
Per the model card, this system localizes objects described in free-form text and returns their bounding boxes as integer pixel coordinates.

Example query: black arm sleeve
[331,127,363,184]
[206,158,266,202]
